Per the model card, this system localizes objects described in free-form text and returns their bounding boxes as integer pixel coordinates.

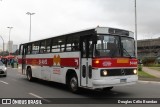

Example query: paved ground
[0,68,160,107]
[139,77,160,82]
[142,67,160,78]
[139,67,160,82]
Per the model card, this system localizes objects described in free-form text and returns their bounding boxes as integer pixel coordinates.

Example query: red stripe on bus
[92,58,137,68]
[18,57,79,68]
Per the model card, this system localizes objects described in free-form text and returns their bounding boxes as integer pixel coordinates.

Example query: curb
[138,80,160,84]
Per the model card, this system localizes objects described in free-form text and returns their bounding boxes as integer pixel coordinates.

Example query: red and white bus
[18,27,138,92]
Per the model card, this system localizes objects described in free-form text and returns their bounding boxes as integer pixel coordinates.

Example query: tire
[68,74,79,93]
[103,87,113,91]
[26,67,33,81]
[3,75,7,77]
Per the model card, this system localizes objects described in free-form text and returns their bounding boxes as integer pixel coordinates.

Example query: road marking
[138,80,160,84]
[29,93,50,103]
[0,80,9,85]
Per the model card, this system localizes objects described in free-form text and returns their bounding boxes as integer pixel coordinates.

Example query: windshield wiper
[123,48,132,58]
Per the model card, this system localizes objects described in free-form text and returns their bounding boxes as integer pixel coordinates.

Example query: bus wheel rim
[70,77,77,91]
[27,73,30,80]
[27,71,31,80]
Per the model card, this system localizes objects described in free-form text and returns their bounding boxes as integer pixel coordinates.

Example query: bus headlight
[102,70,108,76]
[133,69,137,74]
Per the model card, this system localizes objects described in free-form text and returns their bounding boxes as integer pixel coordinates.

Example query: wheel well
[26,66,31,73]
[66,69,77,85]
[27,66,31,70]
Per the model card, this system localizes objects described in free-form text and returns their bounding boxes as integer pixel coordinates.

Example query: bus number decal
[39,59,48,65]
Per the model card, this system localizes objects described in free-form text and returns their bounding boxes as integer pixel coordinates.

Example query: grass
[138,70,156,78]
[146,64,160,67]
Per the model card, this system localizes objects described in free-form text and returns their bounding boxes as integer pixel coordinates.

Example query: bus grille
[101,69,135,76]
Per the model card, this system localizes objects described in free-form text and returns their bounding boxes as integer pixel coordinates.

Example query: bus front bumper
[92,75,138,89]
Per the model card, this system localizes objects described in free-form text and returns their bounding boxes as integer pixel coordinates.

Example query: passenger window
[32,42,40,54]
[27,44,32,54]
[51,36,66,52]
[66,35,80,52]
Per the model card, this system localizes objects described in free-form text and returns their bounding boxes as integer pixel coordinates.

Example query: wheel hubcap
[27,73,30,80]
[70,77,77,90]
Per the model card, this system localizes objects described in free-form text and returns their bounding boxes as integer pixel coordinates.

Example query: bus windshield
[95,35,135,58]
[121,37,135,57]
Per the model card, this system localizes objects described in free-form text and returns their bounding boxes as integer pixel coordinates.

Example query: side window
[46,39,51,53]
[27,44,32,54]
[51,38,60,52]
[51,36,66,52]
[81,35,94,58]
[39,39,51,54]
[66,35,80,52]
[82,39,87,57]
[32,42,40,54]
[19,45,23,55]
[89,40,93,57]
[40,40,46,54]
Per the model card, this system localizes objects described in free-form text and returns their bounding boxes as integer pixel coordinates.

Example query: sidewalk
[142,67,160,78]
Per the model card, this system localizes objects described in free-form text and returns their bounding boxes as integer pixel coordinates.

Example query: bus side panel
[31,65,42,79]
[50,52,81,84]
[25,55,42,79]
[19,52,81,85]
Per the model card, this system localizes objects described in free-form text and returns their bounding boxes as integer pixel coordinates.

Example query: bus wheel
[27,67,33,81]
[103,87,113,91]
[69,75,79,93]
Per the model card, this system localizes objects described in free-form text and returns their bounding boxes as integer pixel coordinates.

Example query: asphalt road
[0,68,160,107]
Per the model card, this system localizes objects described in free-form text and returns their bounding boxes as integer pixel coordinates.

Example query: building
[137,38,160,59]
[8,41,13,53]
[0,43,8,52]
[4,43,8,51]
[12,44,18,53]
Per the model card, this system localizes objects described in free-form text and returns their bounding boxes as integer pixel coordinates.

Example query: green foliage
[142,57,156,65]
[147,64,160,67]
[138,64,143,71]
[138,70,156,78]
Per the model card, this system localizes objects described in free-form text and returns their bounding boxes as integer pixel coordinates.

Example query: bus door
[22,45,26,75]
[80,36,93,87]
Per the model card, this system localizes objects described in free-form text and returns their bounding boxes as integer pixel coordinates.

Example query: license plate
[120,79,127,83]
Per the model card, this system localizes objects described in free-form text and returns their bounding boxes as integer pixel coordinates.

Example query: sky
[0,0,160,49]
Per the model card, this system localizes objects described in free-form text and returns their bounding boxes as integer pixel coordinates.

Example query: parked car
[0,60,7,77]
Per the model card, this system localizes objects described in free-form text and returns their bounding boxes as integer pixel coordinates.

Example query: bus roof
[20,26,134,45]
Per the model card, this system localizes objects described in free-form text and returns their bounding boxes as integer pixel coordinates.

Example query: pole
[9,28,11,42]
[26,12,35,42]
[135,0,138,58]
[29,14,31,41]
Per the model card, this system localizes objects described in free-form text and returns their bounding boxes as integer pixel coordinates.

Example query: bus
[18,27,138,93]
